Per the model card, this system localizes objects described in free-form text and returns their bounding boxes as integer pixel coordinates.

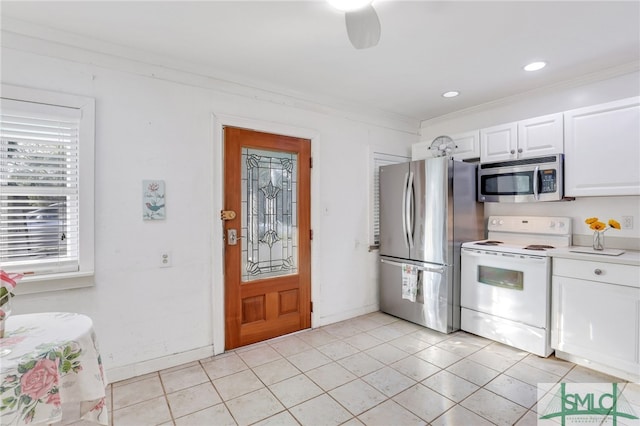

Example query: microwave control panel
[540,169,557,193]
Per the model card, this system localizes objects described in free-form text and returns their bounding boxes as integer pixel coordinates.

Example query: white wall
[2,34,418,381]
[420,69,640,248]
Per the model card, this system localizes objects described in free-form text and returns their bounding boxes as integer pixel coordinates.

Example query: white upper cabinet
[412,130,480,161]
[480,122,517,162]
[518,113,564,157]
[411,139,432,160]
[480,113,563,163]
[450,130,480,161]
[564,96,640,197]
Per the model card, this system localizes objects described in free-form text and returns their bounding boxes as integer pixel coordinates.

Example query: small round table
[0,312,108,425]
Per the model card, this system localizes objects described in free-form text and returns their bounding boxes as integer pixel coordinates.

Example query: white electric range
[460,215,572,357]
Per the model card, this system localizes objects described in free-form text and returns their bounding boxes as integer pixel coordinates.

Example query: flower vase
[593,231,605,251]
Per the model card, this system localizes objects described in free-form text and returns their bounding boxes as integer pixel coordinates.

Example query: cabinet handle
[510,149,516,154]
[518,148,523,153]
[594,268,602,275]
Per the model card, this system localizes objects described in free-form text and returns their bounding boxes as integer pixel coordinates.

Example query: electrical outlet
[160,251,171,268]
[622,216,633,229]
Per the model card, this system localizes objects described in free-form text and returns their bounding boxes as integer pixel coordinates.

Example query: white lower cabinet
[551,257,640,381]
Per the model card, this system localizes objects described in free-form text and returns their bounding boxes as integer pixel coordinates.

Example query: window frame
[368,147,410,249]
[1,84,95,294]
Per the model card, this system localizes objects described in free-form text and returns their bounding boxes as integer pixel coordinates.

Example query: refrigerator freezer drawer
[379,257,456,333]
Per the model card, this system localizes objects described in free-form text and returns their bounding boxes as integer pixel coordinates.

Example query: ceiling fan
[327,0,381,50]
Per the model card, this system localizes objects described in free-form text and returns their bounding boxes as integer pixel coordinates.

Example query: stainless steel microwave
[478,154,564,202]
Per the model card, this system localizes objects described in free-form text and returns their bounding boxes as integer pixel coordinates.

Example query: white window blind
[372,152,409,246]
[1,98,81,275]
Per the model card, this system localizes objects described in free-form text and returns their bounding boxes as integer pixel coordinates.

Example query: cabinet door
[450,130,480,161]
[413,131,480,161]
[480,122,517,163]
[411,140,433,161]
[517,113,563,159]
[551,276,640,375]
[564,96,640,197]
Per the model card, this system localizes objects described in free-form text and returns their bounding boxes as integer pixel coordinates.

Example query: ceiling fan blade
[345,5,381,50]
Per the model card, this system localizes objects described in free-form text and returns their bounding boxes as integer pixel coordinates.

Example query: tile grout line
[109,313,631,426]
[259,338,359,425]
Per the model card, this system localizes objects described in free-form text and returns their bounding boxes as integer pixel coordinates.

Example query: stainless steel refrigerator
[379,156,483,333]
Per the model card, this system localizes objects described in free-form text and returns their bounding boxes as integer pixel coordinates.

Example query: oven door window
[478,265,524,290]
[482,172,533,196]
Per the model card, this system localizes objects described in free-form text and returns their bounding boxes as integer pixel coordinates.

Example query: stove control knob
[499,220,504,225]
[491,219,498,225]
[549,221,556,228]
[558,222,565,228]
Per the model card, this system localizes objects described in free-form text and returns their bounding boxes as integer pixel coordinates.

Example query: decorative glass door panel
[223,126,311,349]
[241,148,298,282]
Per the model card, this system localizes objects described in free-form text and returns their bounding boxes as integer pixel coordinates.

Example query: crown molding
[421,61,640,128]
[0,17,420,135]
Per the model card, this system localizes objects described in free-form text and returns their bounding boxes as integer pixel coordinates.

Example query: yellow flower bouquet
[585,217,620,250]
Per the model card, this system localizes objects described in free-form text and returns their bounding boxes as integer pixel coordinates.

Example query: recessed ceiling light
[524,61,547,72]
[326,0,372,11]
[442,91,460,98]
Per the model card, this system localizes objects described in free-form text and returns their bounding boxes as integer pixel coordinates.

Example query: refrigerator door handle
[406,171,415,248]
[401,172,410,248]
[380,258,445,274]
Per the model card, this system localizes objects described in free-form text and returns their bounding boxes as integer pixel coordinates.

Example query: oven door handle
[533,165,540,200]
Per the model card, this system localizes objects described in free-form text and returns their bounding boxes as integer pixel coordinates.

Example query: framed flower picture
[143,180,166,220]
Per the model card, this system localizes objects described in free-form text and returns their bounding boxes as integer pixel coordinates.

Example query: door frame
[211,113,320,355]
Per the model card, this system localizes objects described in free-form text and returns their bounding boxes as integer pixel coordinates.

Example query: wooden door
[223,126,311,349]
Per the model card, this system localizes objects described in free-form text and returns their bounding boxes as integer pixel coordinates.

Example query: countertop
[549,247,640,266]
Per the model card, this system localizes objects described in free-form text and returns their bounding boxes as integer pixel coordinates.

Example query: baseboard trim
[555,350,640,383]
[105,345,215,384]
[317,304,379,327]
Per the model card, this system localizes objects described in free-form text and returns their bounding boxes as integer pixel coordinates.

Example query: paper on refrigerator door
[401,264,418,302]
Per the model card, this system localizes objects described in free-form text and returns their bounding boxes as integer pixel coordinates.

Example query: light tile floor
[97,312,638,426]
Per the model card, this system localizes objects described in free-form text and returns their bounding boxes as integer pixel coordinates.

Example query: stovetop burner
[523,244,555,251]
[475,240,503,246]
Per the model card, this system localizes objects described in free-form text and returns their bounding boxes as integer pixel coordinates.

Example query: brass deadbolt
[220,210,236,221]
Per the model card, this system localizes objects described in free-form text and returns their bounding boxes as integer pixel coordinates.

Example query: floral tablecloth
[0,312,108,425]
